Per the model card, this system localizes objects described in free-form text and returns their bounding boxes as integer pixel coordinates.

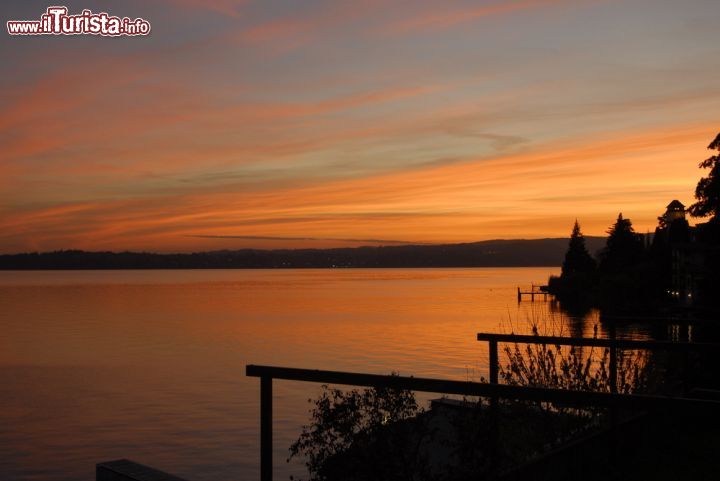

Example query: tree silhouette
[547,221,598,311]
[599,213,644,273]
[561,220,596,276]
[288,384,431,481]
[689,132,720,221]
[689,132,720,300]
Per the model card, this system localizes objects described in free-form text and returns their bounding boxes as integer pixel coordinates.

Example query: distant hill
[0,237,607,270]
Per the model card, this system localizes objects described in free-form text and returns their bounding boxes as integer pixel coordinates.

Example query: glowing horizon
[1,0,719,253]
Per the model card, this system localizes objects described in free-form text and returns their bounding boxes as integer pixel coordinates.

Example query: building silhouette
[664,200,686,224]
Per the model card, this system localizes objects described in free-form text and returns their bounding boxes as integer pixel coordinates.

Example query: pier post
[489,340,498,384]
[517,287,521,303]
[261,376,272,481]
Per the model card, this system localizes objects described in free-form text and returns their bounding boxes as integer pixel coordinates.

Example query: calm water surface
[1,268,649,481]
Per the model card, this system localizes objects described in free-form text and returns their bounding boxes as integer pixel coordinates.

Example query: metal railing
[477,332,720,394]
[246,363,720,481]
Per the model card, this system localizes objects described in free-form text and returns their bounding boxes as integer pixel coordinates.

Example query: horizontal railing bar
[476,333,720,351]
[245,365,720,410]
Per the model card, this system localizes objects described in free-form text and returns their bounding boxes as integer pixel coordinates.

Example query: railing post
[607,324,618,471]
[609,325,617,394]
[489,340,498,384]
[487,339,500,470]
[261,376,272,481]
[609,347,617,393]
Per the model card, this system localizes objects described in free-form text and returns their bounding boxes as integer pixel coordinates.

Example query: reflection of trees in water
[511,300,601,339]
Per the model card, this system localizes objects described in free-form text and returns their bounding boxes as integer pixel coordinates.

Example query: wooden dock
[517,284,552,302]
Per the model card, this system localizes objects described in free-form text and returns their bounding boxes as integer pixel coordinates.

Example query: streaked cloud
[1,0,719,253]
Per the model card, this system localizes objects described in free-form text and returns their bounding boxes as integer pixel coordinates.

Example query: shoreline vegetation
[548,132,720,312]
[0,238,605,270]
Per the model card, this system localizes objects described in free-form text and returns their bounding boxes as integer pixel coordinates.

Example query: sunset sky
[1,0,719,253]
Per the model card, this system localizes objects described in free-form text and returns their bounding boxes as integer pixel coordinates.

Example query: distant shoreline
[0,237,605,270]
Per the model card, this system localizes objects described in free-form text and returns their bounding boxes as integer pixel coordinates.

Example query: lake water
[0,268,652,481]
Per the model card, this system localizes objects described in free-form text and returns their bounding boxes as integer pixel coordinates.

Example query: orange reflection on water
[2,267,635,481]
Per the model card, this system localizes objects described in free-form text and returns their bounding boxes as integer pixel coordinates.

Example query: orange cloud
[1,122,713,253]
[0,74,441,185]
